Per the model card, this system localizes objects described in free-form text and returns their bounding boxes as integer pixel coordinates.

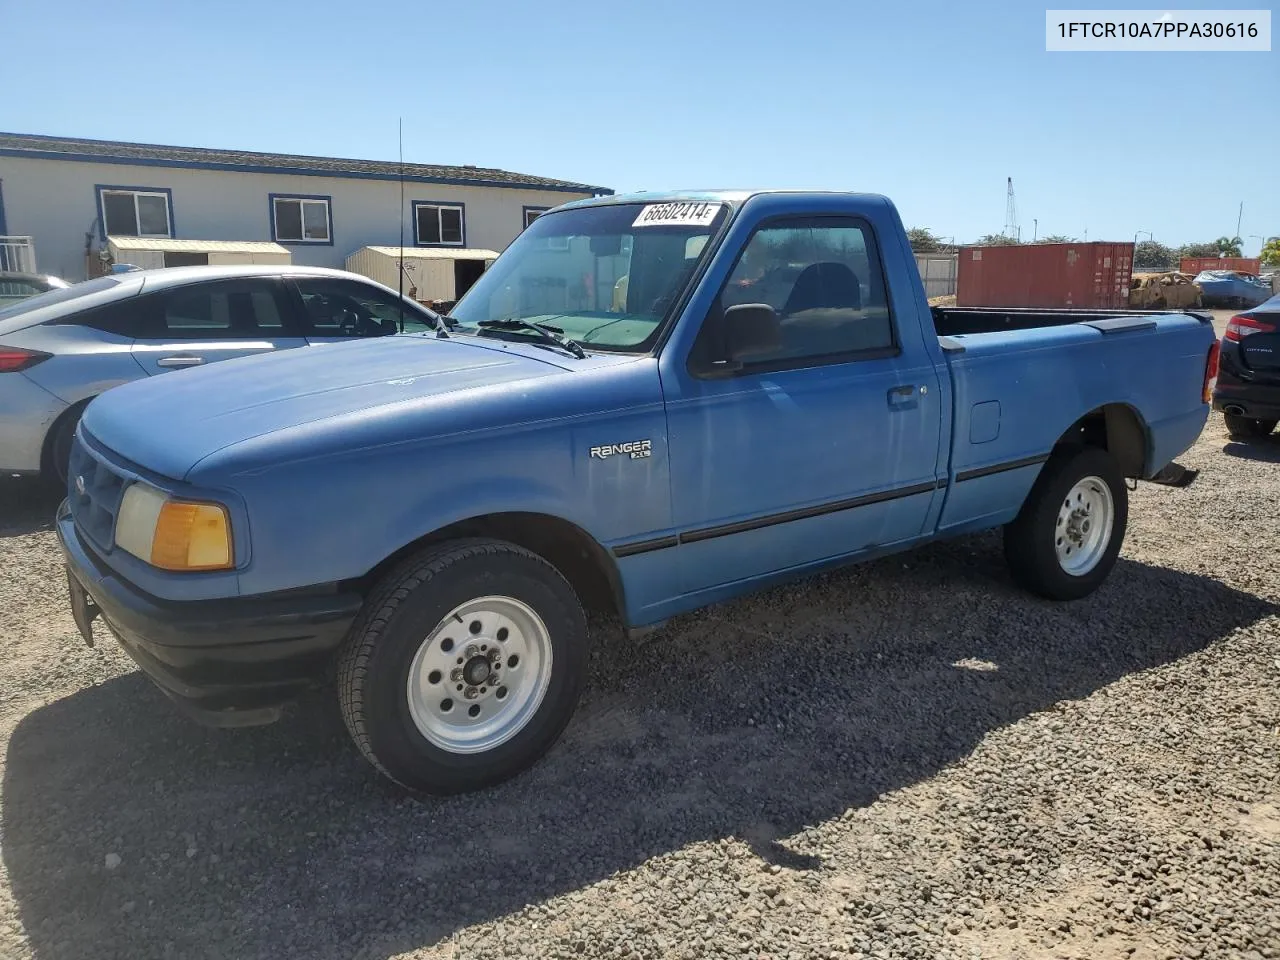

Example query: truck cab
[57,190,1218,795]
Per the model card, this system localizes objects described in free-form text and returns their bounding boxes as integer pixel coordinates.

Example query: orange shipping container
[1179,257,1261,276]
[956,242,1134,309]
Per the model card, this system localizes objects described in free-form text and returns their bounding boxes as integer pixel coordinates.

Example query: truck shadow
[4,537,1274,960]
[0,478,61,537]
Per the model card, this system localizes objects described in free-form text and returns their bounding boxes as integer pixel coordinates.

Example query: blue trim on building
[0,147,613,196]
[412,200,467,248]
[94,184,176,241]
[521,205,550,229]
[268,193,335,247]
[0,178,7,235]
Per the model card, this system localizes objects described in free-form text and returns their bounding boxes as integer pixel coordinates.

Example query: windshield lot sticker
[590,439,652,460]
[632,202,721,228]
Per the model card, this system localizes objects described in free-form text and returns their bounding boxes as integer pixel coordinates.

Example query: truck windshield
[447,201,729,352]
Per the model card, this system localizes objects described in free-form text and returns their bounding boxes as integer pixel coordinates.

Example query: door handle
[887,384,919,408]
[156,355,205,368]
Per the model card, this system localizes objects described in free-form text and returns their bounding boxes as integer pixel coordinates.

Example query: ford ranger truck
[57,191,1219,795]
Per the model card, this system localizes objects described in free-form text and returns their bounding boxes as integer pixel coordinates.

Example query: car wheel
[45,403,87,489]
[337,538,588,795]
[1224,414,1277,441]
[1003,446,1128,601]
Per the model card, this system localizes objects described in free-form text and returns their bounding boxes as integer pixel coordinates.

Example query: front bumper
[56,501,363,726]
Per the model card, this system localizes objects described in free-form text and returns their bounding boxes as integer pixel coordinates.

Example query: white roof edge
[107,236,291,254]
[356,245,502,260]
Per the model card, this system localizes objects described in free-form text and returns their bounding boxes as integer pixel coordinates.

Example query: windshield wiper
[476,319,587,359]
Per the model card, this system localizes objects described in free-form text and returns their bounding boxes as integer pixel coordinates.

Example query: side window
[293,279,435,336]
[271,195,332,244]
[158,281,290,339]
[98,187,173,238]
[414,202,465,246]
[706,217,894,369]
[65,299,155,338]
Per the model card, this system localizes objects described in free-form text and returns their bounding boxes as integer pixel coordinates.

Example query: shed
[106,237,292,270]
[914,253,958,299]
[346,246,500,306]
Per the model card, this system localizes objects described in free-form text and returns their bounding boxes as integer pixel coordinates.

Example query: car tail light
[1203,340,1220,403]
[1224,315,1276,342]
[0,346,51,373]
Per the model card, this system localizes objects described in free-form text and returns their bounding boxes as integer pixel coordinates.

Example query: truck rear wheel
[1224,414,1276,441]
[337,538,588,795]
[1002,446,1128,601]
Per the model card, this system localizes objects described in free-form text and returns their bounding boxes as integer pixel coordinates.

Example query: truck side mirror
[722,303,781,362]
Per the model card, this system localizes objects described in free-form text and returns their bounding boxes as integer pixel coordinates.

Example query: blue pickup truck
[57,190,1219,795]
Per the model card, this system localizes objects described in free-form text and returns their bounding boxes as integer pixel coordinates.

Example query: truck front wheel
[337,539,588,795]
[1002,446,1128,601]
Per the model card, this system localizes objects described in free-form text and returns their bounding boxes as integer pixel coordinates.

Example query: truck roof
[554,189,892,212]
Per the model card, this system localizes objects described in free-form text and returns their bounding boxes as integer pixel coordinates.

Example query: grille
[67,435,127,550]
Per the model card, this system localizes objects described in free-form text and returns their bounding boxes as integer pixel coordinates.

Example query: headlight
[116,483,234,571]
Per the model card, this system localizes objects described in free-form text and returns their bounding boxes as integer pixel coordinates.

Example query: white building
[0,132,611,297]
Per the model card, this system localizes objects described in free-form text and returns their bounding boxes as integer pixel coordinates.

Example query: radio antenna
[397,116,405,333]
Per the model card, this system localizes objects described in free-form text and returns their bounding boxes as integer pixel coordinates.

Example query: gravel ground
[1,402,1277,960]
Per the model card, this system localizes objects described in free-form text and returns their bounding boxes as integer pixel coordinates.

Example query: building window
[271,194,332,244]
[98,186,173,238]
[414,202,465,246]
[523,206,549,229]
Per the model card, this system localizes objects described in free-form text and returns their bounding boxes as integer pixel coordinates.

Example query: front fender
[377,474,598,563]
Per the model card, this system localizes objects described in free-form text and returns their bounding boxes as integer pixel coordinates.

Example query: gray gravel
[1,409,1278,960]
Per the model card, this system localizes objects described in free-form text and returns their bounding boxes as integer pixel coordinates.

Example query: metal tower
[1003,177,1020,242]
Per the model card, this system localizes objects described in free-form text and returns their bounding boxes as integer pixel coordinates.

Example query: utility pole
[1236,201,1244,239]
[1033,219,1038,242]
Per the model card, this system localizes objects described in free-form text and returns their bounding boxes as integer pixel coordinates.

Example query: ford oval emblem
[75,475,86,496]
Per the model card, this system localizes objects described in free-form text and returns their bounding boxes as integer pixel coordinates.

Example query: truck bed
[932,306,1211,338]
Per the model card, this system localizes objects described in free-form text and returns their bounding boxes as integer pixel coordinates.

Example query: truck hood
[81,334,580,481]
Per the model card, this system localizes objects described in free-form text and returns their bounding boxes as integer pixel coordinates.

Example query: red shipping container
[956,242,1134,309]
[1179,257,1261,276]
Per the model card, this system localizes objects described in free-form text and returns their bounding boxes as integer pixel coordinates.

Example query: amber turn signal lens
[150,501,233,571]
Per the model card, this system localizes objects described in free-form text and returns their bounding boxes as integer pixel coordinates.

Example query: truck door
[662,213,943,593]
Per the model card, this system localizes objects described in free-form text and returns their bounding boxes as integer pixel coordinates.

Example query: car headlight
[115,483,234,571]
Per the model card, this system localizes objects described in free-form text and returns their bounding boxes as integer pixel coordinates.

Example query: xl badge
[590,439,652,461]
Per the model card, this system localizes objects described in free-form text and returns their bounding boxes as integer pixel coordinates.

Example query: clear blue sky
[5,0,1276,252]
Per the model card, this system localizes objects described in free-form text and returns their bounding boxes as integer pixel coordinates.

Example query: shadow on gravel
[5,535,1274,960]
[1221,437,1280,463]
[0,478,62,537]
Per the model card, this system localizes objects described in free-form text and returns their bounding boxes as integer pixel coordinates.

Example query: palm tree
[1215,236,1244,257]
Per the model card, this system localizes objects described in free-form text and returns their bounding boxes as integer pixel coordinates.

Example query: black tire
[44,404,86,490]
[337,538,588,795]
[1002,446,1128,601]
[1224,413,1277,441]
